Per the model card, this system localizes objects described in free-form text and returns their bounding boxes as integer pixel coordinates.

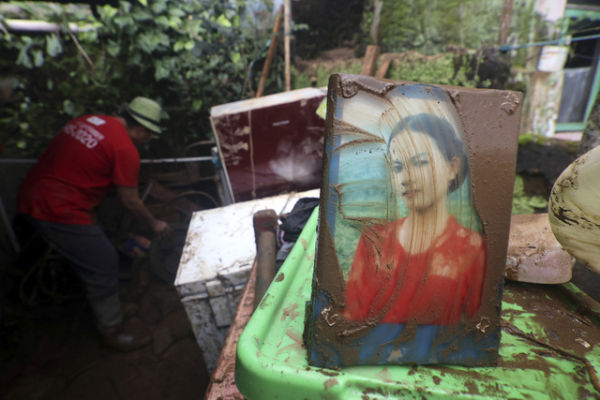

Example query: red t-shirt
[343,216,486,325]
[19,115,140,225]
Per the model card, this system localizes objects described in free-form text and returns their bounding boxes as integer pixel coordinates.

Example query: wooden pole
[498,0,514,46]
[256,6,283,98]
[284,0,291,92]
[253,210,278,309]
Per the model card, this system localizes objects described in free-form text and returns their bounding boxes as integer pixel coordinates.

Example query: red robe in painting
[343,216,486,325]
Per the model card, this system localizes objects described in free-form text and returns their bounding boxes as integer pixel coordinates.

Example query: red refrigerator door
[211,88,326,202]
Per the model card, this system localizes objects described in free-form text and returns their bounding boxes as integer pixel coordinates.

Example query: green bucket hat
[126,97,162,135]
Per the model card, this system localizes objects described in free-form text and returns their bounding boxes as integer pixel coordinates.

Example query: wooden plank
[205,261,257,400]
[375,57,391,79]
[360,45,380,76]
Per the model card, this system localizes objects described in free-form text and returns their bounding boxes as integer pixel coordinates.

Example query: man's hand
[117,186,172,238]
[152,219,173,239]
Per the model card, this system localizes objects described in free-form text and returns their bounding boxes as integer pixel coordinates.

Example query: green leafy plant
[0,0,271,158]
[387,53,470,86]
[365,0,504,55]
[512,175,548,214]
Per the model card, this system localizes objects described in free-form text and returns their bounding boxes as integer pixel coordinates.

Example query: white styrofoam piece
[210,87,326,117]
[175,189,320,297]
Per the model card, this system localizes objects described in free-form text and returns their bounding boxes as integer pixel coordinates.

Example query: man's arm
[116,186,171,235]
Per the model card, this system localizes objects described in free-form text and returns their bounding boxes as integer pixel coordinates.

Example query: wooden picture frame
[305,74,522,367]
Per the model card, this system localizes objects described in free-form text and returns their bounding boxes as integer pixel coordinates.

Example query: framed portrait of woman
[306,74,522,368]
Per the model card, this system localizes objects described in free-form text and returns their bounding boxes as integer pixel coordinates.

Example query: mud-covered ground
[1,259,209,400]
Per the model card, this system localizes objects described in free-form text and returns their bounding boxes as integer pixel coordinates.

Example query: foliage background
[1,0,259,158]
[1,0,555,158]
[293,52,473,90]
[358,0,546,56]
[292,0,364,59]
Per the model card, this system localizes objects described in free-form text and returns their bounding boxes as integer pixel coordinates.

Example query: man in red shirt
[18,97,172,351]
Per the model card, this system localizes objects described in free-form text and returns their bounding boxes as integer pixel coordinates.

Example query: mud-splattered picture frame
[305,74,522,368]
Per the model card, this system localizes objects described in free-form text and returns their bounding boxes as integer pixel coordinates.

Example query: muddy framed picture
[305,74,522,368]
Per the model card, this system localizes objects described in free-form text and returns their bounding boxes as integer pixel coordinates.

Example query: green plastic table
[236,208,600,399]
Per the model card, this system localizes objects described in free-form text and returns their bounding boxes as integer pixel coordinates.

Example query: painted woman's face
[388,131,458,212]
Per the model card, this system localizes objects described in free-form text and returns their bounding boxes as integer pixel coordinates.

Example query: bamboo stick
[284,0,291,92]
[256,6,284,98]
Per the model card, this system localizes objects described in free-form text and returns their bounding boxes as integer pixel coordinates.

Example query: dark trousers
[24,216,123,326]
[24,216,119,301]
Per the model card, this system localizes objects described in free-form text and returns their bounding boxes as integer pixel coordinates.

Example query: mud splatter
[281,303,300,321]
[323,378,339,390]
[301,238,308,250]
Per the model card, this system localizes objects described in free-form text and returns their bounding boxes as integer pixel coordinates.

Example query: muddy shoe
[99,324,151,352]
